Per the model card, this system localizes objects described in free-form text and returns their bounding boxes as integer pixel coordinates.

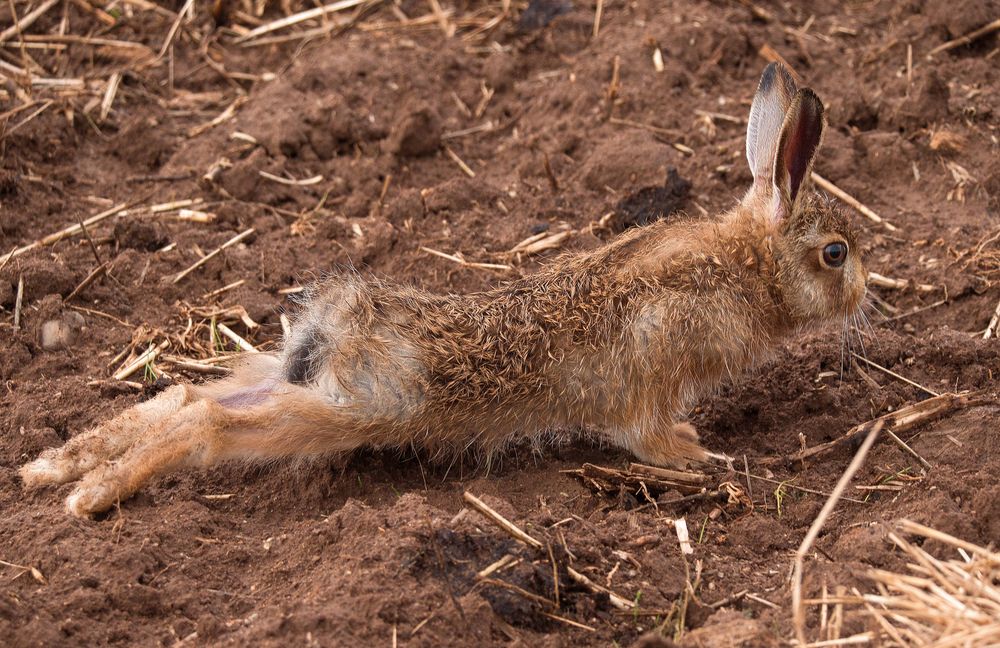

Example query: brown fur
[20,64,867,516]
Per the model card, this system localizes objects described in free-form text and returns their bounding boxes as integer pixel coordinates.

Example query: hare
[21,64,866,517]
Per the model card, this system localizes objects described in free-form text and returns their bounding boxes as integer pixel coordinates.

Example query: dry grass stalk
[850,352,939,397]
[767,391,982,466]
[234,0,367,42]
[463,491,635,612]
[793,421,885,645]
[983,297,1000,339]
[927,18,1000,56]
[734,0,774,22]
[844,519,1000,645]
[476,554,518,579]
[258,170,323,186]
[882,429,933,471]
[0,0,60,44]
[189,95,248,137]
[215,322,258,353]
[443,146,476,178]
[13,274,24,329]
[0,558,47,584]
[420,246,511,272]
[65,262,109,302]
[674,518,694,555]
[811,173,898,231]
[566,566,634,610]
[161,355,231,376]
[867,271,936,293]
[100,72,122,122]
[540,611,596,632]
[202,279,246,299]
[113,340,169,380]
[172,228,255,284]
[462,492,543,549]
[562,462,709,497]
[505,230,571,258]
[0,202,128,264]
[593,0,604,38]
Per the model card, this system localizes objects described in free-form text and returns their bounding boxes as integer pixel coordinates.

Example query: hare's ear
[771,89,825,223]
[746,63,798,185]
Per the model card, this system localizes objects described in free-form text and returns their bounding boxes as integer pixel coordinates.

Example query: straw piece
[462,492,542,549]
[0,0,60,44]
[1,202,128,264]
[793,421,885,645]
[113,340,169,380]
[983,296,1000,339]
[234,0,367,42]
[566,566,635,611]
[215,323,258,353]
[927,18,1000,56]
[812,173,898,231]
[172,228,255,284]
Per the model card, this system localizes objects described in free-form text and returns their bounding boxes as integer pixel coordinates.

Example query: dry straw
[809,520,1000,646]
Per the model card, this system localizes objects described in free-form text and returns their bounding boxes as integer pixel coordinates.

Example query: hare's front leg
[20,384,196,488]
[629,421,711,467]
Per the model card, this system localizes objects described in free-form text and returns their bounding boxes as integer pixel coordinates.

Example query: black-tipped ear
[746,63,798,184]
[772,88,825,221]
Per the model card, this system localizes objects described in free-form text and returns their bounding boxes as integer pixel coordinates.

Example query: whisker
[852,313,869,365]
[839,315,848,381]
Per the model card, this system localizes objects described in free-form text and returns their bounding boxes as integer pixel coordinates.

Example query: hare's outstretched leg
[63,388,377,517]
[20,384,196,488]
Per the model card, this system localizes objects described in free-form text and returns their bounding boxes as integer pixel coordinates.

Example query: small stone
[39,311,86,351]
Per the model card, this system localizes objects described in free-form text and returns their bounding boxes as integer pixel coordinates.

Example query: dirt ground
[2,0,1000,645]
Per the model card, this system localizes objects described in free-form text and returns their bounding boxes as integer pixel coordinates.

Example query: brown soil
[2,1,1000,646]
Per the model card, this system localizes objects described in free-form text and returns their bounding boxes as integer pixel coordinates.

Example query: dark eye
[821,242,848,268]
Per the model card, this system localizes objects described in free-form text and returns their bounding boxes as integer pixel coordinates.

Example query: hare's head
[742,63,866,326]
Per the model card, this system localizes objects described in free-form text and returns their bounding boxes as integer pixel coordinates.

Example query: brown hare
[21,63,866,517]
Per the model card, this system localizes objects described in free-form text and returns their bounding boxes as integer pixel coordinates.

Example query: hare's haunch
[22,64,867,517]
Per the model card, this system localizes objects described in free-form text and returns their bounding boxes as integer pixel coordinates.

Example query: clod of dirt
[611,167,692,233]
[892,71,949,130]
[483,53,517,92]
[517,0,573,32]
[39,311,86,351]
[113,219,169,251]
[303,97,379,161]
[925,0,1000,39]
[386,102,442,157]
[113,118,174,171]
[6,256,77,302]
[219,148,268,201]
[580,131,676,191]
[423,177,500,213]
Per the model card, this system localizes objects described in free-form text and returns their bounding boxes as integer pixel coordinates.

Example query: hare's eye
[821,242,848,268]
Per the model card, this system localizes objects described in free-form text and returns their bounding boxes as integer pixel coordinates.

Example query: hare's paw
[21,431,130,489]
[65,472,119,517]
[20,385,193,491]
[20,453,73,488]
[632,422,711,467]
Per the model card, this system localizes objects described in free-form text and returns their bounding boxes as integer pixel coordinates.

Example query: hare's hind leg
[63,387,375,517]
[20,384,196,488]
[20,355,283,490]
